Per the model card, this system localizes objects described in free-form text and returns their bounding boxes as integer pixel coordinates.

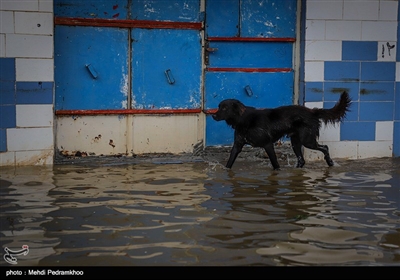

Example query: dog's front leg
[226,135,245,169]
[226,143,244,168]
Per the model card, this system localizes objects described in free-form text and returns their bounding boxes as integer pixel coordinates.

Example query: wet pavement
[0,153,399,266]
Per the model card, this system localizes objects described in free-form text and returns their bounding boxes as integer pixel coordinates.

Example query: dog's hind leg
[303,140,334,167]
[290,135,305,168]
[320,144,334,166]
[264,143,280,170]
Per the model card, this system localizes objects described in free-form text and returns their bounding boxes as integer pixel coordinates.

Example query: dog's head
[212,99,246,126]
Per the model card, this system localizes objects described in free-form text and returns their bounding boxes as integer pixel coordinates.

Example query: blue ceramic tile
[0,105,16,129]
[342,41,377,61]
[323,101,336,109]
[324,61,360,82]
[0,129,6,152]
[394,121,400,156]
[359,101,394,121]
[395,83,400,121]
[0,81,15,105]
[323,101,358,121]
[360,82,394,101]
[361,62,395,81]
[340,121,375,141]
[345,101,359,121]
[397,4,400,61]
[305,82,323,102]
[0,58,15,81]
[16,82,53,104]
[324,82,359,101]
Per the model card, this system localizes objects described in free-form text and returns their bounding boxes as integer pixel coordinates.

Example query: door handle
[165,69,175,84]
[205,45,218,65]
[245,85,254,97]
[206,47,218,52]
[85,64,98,79]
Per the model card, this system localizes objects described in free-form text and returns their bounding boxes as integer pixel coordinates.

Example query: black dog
[212,91,351,170]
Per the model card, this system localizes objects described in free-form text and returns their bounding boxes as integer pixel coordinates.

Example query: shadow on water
[0,157,399,266]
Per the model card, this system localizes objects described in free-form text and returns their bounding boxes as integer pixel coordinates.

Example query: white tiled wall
[375,121,394,141]
[379,1,398,20]
[304,0,398,161]
[306,1,343,20]
[16,58,54,81]
[6,34,53,58]
[0,0,54,166]
[7,127,53,151]
[15,12,53,35]
[396,62,400,81]
[0,34,5,57]
[306,0,398,46]
[361,21,398,41]
[305,40,342,61]
[343,1,380,21]
[16,105,53,127]
[304,61,324,81]
[326,21,362,40]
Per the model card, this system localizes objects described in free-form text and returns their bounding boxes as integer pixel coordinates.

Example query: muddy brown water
[0,156,399,266]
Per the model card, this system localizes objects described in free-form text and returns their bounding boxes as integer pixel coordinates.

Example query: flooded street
[1,156,399,266]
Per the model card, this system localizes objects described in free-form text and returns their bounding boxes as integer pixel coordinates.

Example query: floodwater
[0,156,399,267]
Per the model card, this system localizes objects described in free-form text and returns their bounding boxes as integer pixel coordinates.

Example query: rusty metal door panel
[131,28,202,110]
[205,72,294,146]
[131,0,201,22]
[54,0,128,19]
[205,0,239,37]
[207,41,293,68]
[205,0,297,38]
[205,71,294,110]
[204,0,297,146]
[240,0,297,38]
[205,115,235,146]
[55,26,129,110]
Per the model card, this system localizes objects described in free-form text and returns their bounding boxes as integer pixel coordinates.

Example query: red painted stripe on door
[206,67,293,73]
[55,109,202,116]
[207,37,296,42]
[54,17,203,30]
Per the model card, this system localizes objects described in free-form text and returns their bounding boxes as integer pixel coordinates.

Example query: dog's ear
[233,101,246,116]
[239,104,246,115]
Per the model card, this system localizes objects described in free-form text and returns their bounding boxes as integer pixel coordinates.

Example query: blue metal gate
[54,0,202,113]
[55,25,129,110]
[131,28,201,110]
[204,0,297,146]
[54,0,298,151]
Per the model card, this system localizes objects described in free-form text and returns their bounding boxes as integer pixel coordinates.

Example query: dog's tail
[313,91,351,125]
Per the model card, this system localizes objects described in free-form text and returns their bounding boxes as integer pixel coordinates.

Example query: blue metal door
[204,0,297,146]
[130,0,202,110]
[54,0,202,112]
[131,29,201,110]
[54,0,297,153]
[55,26,129,110]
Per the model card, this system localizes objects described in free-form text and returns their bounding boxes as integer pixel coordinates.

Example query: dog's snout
[212,113,221,121]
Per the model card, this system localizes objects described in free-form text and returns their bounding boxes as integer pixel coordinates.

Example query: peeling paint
[92,134,102,143]
[264,21,274,28]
